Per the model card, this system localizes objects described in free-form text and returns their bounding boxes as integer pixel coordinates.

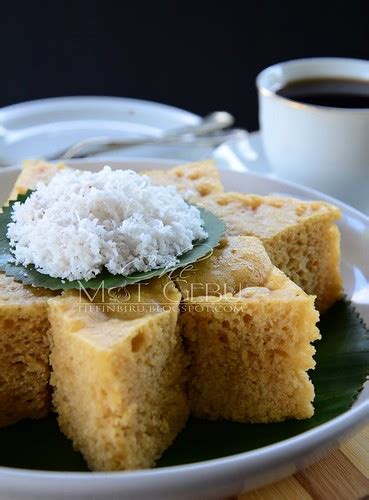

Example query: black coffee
[276,77,369,108]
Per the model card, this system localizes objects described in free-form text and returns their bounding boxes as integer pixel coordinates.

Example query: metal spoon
[45,111,235,161]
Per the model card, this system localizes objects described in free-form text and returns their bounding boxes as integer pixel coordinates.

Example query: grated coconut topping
[7,166,208,281]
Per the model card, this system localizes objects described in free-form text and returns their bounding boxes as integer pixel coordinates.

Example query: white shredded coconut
[7,166,208,281]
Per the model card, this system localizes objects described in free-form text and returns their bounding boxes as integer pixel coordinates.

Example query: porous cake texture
[0,274,56,427]
[48,277,189,471]
[181,263,320,423]
[142,159,224,200]
[198,193,342,311]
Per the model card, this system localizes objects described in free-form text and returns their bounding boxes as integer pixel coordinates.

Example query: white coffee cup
[256,57,369,211]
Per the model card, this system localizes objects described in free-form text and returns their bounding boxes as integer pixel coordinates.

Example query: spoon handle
[50,111,235,161]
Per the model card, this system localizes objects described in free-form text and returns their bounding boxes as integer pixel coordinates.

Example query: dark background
[1,1,368,130]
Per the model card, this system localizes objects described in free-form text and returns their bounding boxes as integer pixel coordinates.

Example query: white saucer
[247,131,270,173]
[0,96,206,164]
[247,131,369,214]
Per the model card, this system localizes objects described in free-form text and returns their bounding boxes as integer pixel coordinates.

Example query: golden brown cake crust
[198,193,342,311]
[175,236,273,299]
[198,192,340,239]
[142,159,224,200]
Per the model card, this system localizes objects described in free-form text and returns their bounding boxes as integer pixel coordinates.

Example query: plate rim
[0,157,368,485]
[0,96,201,125]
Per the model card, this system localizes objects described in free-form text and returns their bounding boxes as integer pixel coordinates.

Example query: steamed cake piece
[198,193,342,311]
[175,236,273,299]
[181,267,320,423]
[142,159,224,201]
[0,274,57,427]
[8,160,66,200]
[48,277,189,471]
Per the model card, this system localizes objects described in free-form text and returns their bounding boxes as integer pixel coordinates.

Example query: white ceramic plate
[0,158,368,500]
[0,97,202,164]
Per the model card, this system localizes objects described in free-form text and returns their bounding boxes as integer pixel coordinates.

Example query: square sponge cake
[48,276,189,471]
[178,236,320,423]
[198,193,342,311]
[0,274,56,427]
